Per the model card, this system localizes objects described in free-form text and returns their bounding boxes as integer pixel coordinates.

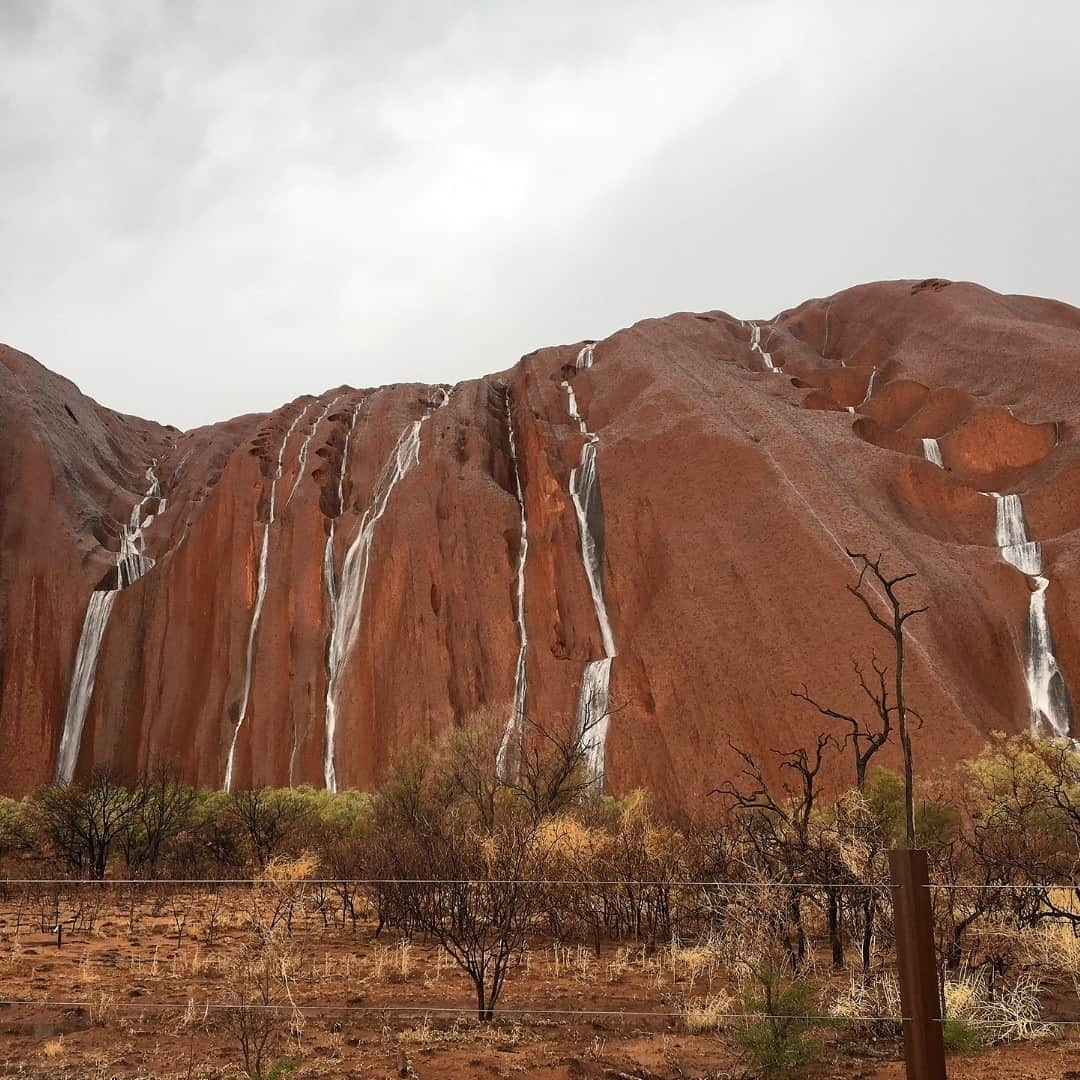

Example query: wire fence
[0,998,1076,1027]
[0,877,1074,888]
[0,871,1076,1045]
[0,877,898,887]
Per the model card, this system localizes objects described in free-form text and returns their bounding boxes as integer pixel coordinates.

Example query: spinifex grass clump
[942,967,1052,1047]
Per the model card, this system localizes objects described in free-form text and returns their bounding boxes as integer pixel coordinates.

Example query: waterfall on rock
[323,389,450,791]
[496,388,530,781]
[921,438,944,467]
[989,493,1073,738]
[286,394,340,508]
[995,493,1044,577]
[56,591,118,783]
[324,402,361,621]
[563,345,617,782]
[748,323,782,373]
[319,401,360,785]
[847,367,877,414]
[285,396,345,783]
[224,406,309,791]
[57,464,163,782]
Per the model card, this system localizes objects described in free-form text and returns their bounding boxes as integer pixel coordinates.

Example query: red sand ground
[0,886,1075,1078]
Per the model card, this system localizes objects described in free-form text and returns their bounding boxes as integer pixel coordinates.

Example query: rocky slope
[2,279,1077,800]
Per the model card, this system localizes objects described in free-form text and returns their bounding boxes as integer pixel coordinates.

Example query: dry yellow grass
[682,991,735,1033]
[943,966,1052,1044]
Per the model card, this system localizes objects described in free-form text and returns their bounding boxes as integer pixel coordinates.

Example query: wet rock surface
[2,279,1078,798]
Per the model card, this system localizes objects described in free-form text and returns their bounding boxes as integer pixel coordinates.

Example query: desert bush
[30,765,149,879]
[827,970,902,1037]
[942,966,1052,1046]
[367,751,552,1020]
[942,1018,983,1052]
[392,818,546,1020]
[864,768,959,850]
[734,961,823,1078]
[682,990,735,1033]
[252,852,319,937]
[221,935,299,1078]
[226,786,312,869]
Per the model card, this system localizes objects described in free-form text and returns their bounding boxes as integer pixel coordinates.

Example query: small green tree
[735,962,823,1078]
[865,768,958,849]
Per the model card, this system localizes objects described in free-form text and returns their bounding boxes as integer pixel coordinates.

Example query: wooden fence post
[889,848,946,1079]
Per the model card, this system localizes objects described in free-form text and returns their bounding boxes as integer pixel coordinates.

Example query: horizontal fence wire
[0,877,1077,889]
[927,883,1080,891]
[0,878,896,888]
[0,998,909,1021]
[0,998,1078,1025]
[0,998,1076,1029]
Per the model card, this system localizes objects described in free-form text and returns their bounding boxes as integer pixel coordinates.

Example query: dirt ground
[0,887,1075,1079]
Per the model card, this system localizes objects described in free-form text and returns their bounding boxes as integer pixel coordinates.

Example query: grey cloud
[2,0,1078,428]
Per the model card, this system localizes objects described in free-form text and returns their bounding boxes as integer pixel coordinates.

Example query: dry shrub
[396,1017,526,1049]
[90,989,119,1027]
[665,935,725,993]
[605,945,632,982]
[682,990,736,1033]
[251,853,320,938]
[828,971,902,1036]
[943,967,1052,1045]
[365,940,415,984]
[705,887,793,983]
[1021,920,1080,993]
[221,932,301,1077]
[546,942,597,982]
[42,1037,64,1059]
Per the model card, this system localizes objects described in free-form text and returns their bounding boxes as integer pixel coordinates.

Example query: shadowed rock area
[2,279,1077,800]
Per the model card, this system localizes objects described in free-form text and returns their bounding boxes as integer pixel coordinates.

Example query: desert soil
[0,887,1075,1078]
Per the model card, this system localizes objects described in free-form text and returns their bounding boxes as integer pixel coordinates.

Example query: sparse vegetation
[0,654,1075,1075]
[734,962,823,1077]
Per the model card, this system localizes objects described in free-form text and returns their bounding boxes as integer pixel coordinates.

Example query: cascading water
[989,492,1073,739]
[323,404,361,642]
[921,438,944,467]
[1028,577,1074,740]
[117,464,163,586]
[286,394,341,508]
[311,402,360,786]
[748,323,782,373]
[847,367,877,414]
[496,388,530,781]
[323,389,450,791]
[56,592,118,783]
[562,345,617,782]
[56,464,164,782]
[994,494,1043,577]
[224,405,309,792]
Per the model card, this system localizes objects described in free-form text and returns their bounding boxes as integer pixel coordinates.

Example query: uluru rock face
[2,279,1078,801]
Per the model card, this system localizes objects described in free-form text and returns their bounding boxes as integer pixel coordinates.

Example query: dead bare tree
[222,938,290,1078]
[119,763,196,877]
[713,734,843,966]
[792,655,892,793]
[504,708,607,823]
[794,551,926,846]
[34,764,149,879]
[845,550,926,847]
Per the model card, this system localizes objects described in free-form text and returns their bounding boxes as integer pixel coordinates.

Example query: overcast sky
[3,1,1079,429]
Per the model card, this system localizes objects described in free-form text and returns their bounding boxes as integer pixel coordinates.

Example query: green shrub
[735,963,823,1078]
[942,1018,984,1053]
